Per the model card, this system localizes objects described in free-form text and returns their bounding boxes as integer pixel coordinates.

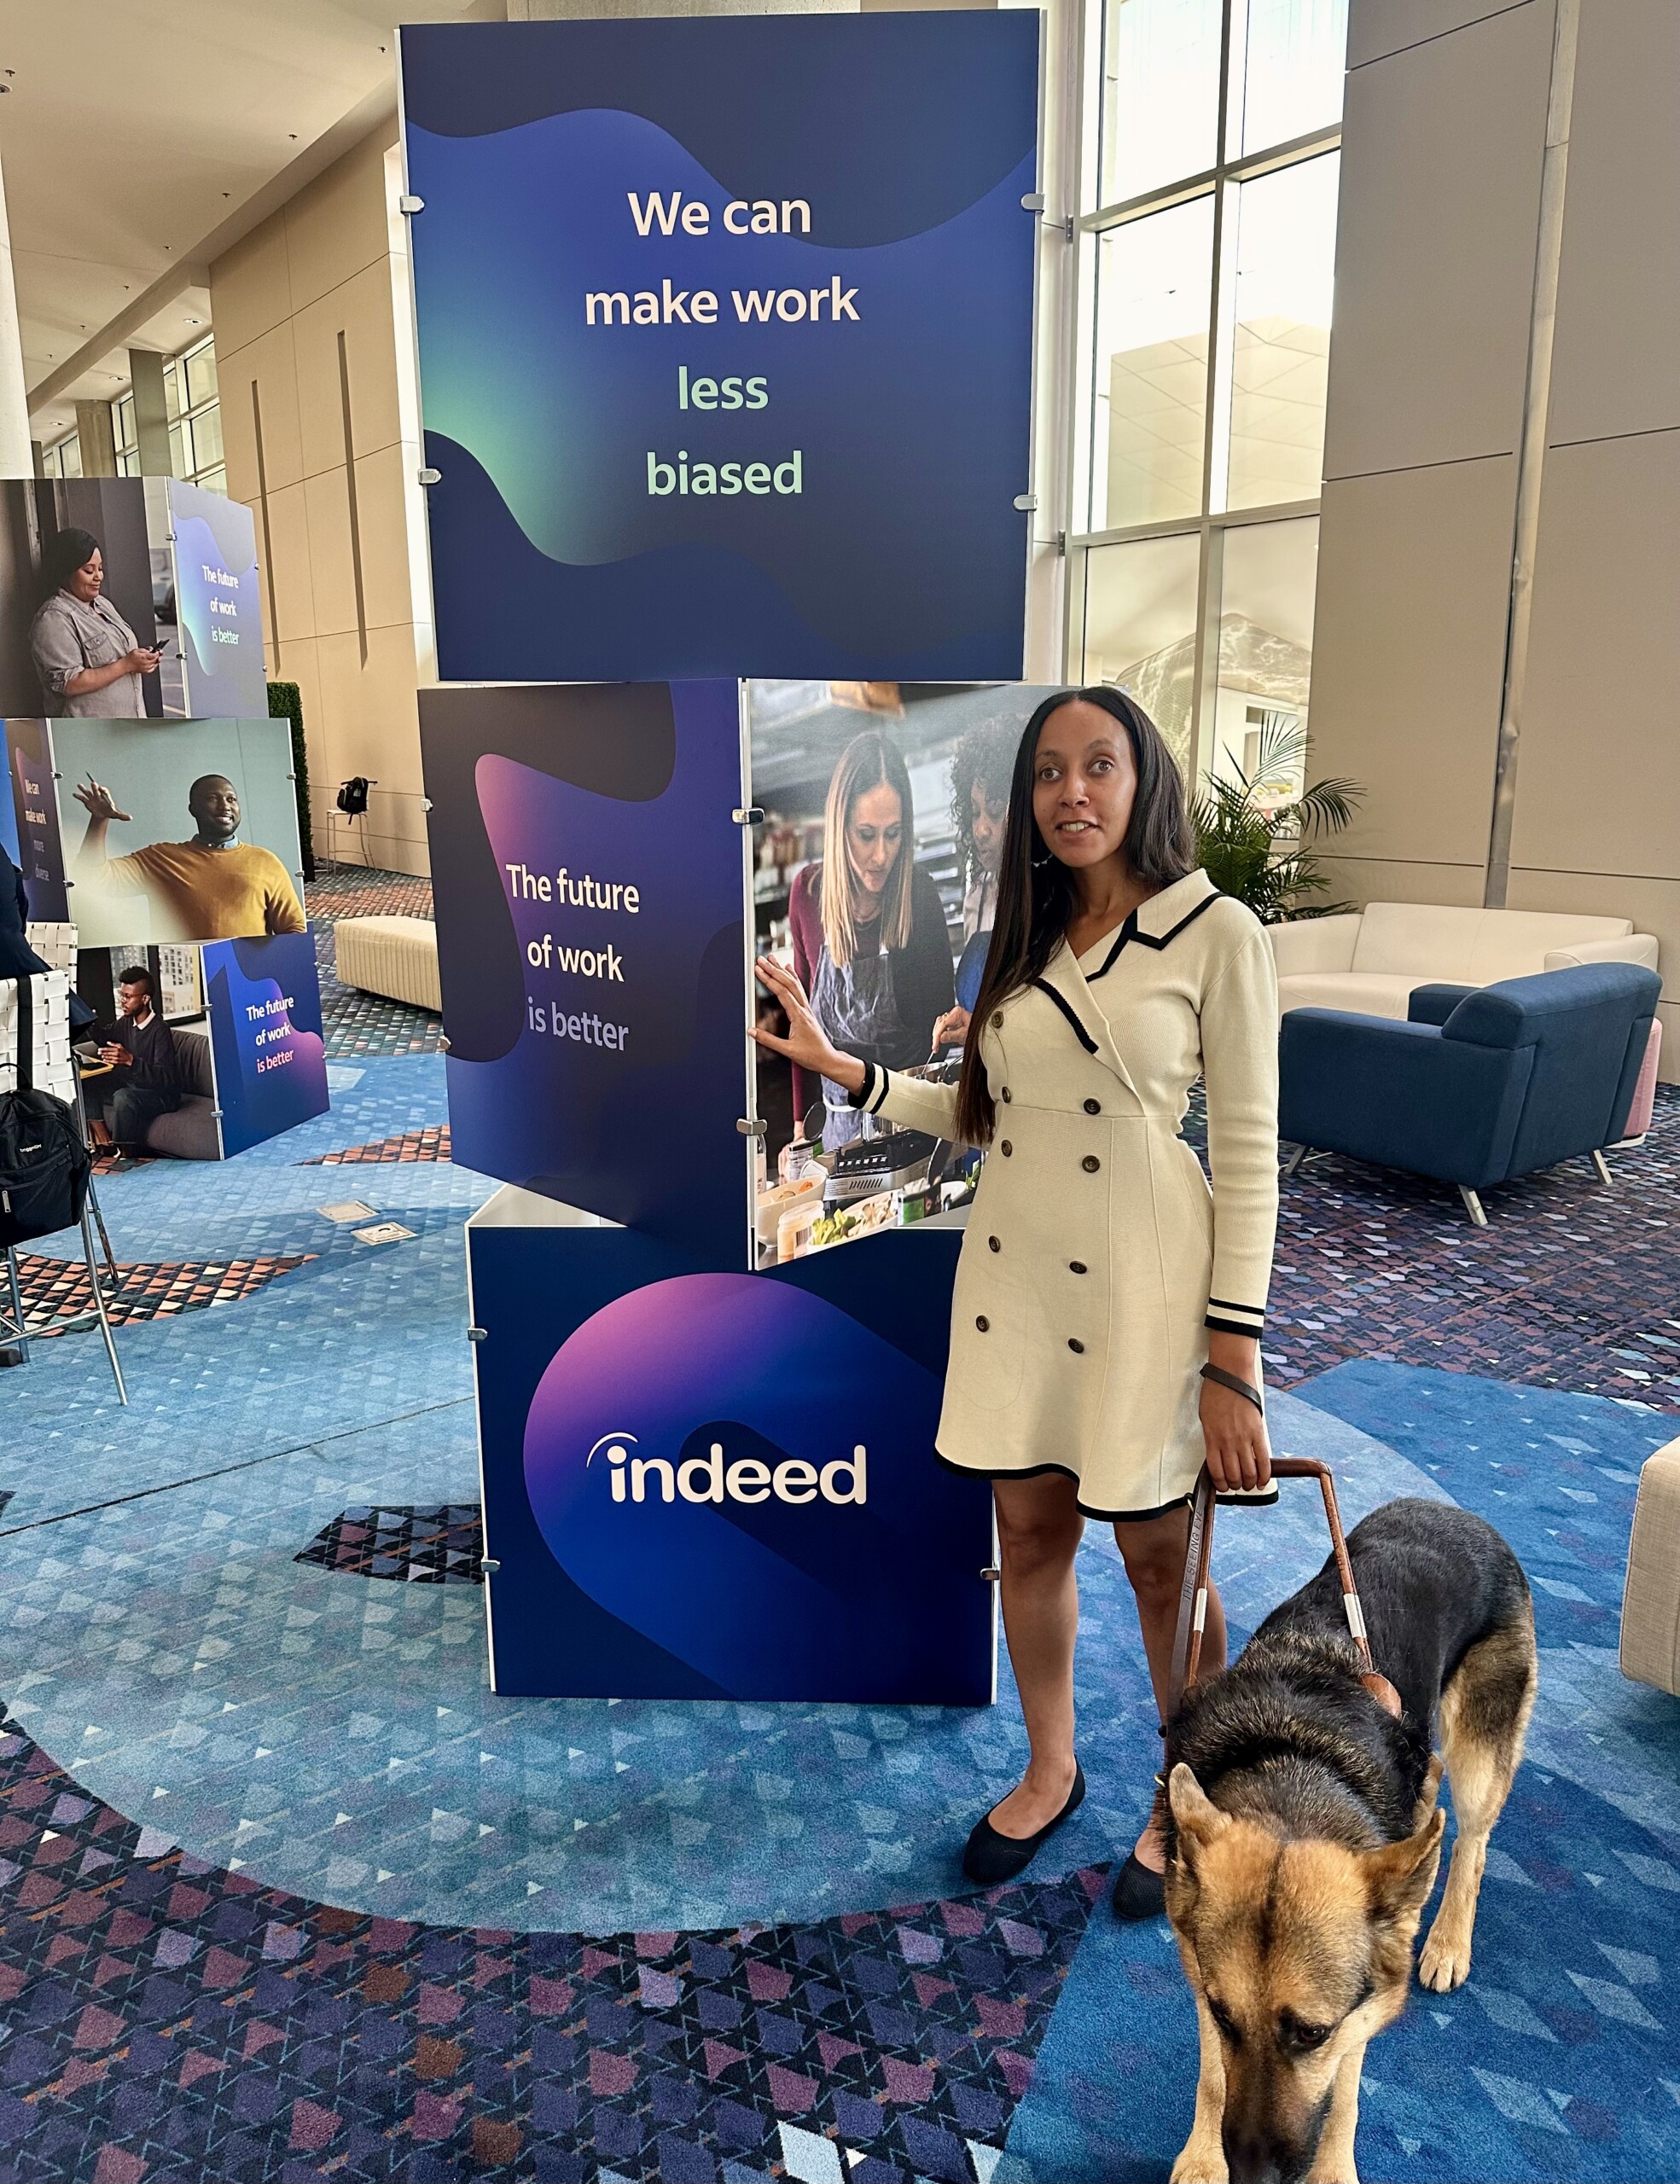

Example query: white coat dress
[850,868,1280,1518]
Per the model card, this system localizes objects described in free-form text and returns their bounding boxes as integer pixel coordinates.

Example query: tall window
[43,334,224,492]
[1073,0,1346,786]
[166,335,225,492]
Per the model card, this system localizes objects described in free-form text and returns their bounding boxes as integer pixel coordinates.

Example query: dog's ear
[1167,1763,1229,1854]
[1361,1805,1446,1923]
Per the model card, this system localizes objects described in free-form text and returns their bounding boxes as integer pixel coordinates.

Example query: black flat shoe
[962,1763,1086,1885]
[1112,1851,1167,1920]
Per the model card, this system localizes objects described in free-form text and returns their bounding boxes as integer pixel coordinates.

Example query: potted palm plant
[1189,712,1361,923]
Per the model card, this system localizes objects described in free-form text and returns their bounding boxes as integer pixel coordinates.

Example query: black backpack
[0,978,90,1249]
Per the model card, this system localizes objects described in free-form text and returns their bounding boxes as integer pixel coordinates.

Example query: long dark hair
[954,686,1194,1145]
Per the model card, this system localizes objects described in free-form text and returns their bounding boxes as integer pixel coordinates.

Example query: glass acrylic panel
[1209,515,1318,799]
[163,361,182,422]
[1100,0,1223,206]
[168,421,186,479]
[1082,529,1202,770]
[183,339,218,410]
[186,404,224,477]
[1226,154,1338,511]
[1240,0,1348,155]
[1091,195,1215,531]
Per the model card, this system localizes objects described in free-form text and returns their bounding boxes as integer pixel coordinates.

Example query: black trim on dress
[1028,979,1099,1054]
[1206,1312,1267,1339]
[1089,887,1225,979]
[930,1451,1280,1522]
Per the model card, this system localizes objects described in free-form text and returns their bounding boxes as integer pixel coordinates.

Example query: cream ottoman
[334,916,442,1014]
[1621,1437,1680,1696]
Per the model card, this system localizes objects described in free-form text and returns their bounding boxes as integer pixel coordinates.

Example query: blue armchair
[1277,962,1663,1223]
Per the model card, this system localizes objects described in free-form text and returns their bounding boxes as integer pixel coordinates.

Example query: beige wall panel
[1349,0,1532,67]
[313,625,421,791]
[1308,458,1515,864]
[263,482,317,648]
[302,470,360,644]
[1506,869,1680,1002]
[208,217,294,357]
[1510,431,1680,879]
[1547,1,1680,446]
[215,356,262,509]
[1314,854,1487,910]
[353,830,430,880]
[283,128,398,319]
[1324,2,1550,480]
[293,265,404,485]
[351,445,422,634]
[229,326,305,497]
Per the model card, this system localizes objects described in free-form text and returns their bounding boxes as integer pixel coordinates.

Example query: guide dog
[1161,1498,1537,2184]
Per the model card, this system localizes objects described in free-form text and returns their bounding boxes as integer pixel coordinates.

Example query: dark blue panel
[421,681,748,1268]
[401,16,1038,682]
[204,931,328,1158]
[469,1220,991,1704]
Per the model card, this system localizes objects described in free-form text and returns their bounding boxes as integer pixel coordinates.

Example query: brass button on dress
[1001,1087,1012,1102]
[1081,1154,1100,1173]
[976,1316,990,1332]
[988,1235,1001,1252]
[991,1012,1004,1028]
[1001,1141,1013,1156]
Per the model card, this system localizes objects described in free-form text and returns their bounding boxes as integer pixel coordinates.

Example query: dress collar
[1131,867,1218,944]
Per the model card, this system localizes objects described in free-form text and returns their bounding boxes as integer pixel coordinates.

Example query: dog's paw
[1417,1925,1472,1991]
[1171,2133,1229,2184]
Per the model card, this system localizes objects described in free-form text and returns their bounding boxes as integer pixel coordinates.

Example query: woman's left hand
[1199,1334,1271,1492]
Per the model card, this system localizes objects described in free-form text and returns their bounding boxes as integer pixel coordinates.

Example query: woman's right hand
[752,956,867,1096]
[931,1003,972,1052]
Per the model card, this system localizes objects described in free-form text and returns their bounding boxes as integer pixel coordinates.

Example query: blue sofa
[1277,961,1663,1223]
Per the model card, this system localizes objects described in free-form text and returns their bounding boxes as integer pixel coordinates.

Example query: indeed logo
[589,1433,866,1507]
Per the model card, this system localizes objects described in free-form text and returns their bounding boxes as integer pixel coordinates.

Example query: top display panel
[401,13,1041,683]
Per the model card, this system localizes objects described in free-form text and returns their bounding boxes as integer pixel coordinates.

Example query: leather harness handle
[1167,1457,1376,1718]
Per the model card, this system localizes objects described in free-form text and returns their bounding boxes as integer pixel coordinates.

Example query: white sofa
[1269,903,1660,1019]
[334,916,441,1014]
[1622,1437,1680,1698]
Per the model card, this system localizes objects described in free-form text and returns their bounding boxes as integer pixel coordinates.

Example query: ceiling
[0,0,495,444]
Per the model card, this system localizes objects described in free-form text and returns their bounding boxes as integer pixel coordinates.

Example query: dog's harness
[1168,1427,1404,1722]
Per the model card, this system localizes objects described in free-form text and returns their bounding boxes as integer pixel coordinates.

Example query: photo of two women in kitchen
[749,679,1053,1267]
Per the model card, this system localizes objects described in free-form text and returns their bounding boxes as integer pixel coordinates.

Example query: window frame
[1067,0,1344,787]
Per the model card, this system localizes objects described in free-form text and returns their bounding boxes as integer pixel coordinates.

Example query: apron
[810,940,910,1149]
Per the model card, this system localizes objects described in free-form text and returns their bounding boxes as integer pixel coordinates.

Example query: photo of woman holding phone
[787,729,955,1149]
[28,528,161,719]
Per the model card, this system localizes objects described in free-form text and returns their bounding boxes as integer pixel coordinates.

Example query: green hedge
[267,680,315,882]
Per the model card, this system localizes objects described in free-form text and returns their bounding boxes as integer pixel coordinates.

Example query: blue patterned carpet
[0,1047,1677,2181]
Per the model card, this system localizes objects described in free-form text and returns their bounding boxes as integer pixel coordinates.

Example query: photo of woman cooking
[748,681,1052,1266]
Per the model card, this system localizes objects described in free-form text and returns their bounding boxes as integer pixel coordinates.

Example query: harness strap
[1169,1458,1383,1716]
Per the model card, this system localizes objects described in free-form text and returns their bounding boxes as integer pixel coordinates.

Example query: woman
[787,730,954,1147]
[755,687,1279,1919]
[933,713,1018,1052]
[28,528,160,718]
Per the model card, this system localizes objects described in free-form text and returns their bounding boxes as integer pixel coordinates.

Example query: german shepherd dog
[1162,1499,1537,2184]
